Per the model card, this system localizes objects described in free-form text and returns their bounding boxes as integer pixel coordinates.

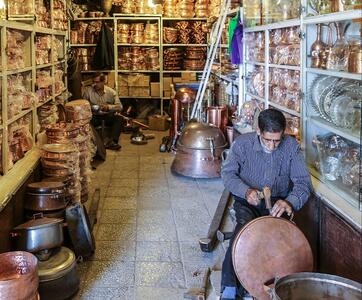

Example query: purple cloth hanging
[231,16,243,65]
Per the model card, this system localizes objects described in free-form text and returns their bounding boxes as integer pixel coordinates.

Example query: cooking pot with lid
[171,122,227,178]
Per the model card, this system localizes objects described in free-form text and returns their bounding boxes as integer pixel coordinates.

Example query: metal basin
[272,272,362,300]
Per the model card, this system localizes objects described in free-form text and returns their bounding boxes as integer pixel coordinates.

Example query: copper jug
[326,22,349,71]
[319,23,334,69]
[310,24,326,68]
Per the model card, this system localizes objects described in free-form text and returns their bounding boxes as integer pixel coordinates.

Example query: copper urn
[171,122,227,178]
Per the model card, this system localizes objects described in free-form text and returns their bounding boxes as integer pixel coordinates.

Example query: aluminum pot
[38,247,80,300]
[0,251,39,300]
[171,122,227,178]
[11,214,64,253]
[270,272,362,300]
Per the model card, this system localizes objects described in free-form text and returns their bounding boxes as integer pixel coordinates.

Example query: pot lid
[27,182,65,194]
[14,216,63,230]
[177,122,227,149]
[38,247,76,281]
[232,216,313,300]
[41,143,77,153]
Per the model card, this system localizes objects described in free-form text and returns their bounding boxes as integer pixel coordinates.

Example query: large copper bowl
[171,122,227,178]
[174,87,196,104]
[0,251,39,300]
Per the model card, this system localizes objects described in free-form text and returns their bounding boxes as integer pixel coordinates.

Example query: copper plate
[232,216,313,300]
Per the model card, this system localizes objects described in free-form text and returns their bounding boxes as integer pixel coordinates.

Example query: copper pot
[207,106,228,133]
[171,122,227,178]
[0,251,39,300]
[25,193,67,212]
[174,87,196,104]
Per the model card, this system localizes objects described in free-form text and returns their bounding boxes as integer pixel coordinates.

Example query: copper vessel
[310,24,326,68]
[171,122,227,178]
[174,87,196,104]
[0,251,39,300]
[207,106,228,133]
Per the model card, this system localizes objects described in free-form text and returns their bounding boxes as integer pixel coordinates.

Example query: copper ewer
[171,122,227,178]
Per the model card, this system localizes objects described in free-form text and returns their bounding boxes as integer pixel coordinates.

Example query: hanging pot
[269,272,362,300]
[171,122,227,178]
[0,251,39,300]
[11,214,64,253]
[38,247,80,300]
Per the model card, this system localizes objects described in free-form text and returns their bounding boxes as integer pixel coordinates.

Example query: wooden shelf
[117,43,159,46]
[119,96,161,99]
[118,70,160,73]
[268,102,301,117]
[36,63,53,69]
[70,44,96,47]
[163,44,207,47]
[7,109,32,125]
[6,66,33,75]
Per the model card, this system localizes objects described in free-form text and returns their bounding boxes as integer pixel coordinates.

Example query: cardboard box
[163,91,171,98]
[128,74,150,87]
[182,72,197,81]
[117,74,128,86]
[150,82,160,97]
[163,77,172,91]
[118,86,128,97]
[148,115,170,131]
[172,77,182,83]
[129,87,150,97]
[106,72,115,89]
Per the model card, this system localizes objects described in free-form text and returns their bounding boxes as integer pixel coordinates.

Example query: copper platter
[232,216,313,300]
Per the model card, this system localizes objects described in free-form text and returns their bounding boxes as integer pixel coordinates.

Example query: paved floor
[75,131,229,300]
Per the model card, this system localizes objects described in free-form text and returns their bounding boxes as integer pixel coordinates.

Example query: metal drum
[171,122,227,178]
[272,272,362,300]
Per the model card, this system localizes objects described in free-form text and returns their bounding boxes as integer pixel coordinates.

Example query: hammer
[262,186,272,213]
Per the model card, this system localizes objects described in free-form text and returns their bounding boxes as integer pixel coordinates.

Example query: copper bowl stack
[118,48,131,70]
[41,143,81,203]
[191,21,207,44]
[175,21,191,44]
[145,47,160,70]
[64,100,92,126]
[130,23,144,44]
[178,0,195,18]
[0,251,39,300]
[134,0,148,14]
[184,47,206,70]
[195,0,209,17]
[130,47,147,70]
[164,48,184,70]
[163,27,178,44]
[119,0,134,13]
[144,22,159,44]
[163,0,178,17]
[117,23,129,43]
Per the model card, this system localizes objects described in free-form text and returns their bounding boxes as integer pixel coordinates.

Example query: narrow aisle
[77,132,226,300]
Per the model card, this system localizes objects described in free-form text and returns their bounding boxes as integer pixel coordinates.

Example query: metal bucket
[271,272,362,300]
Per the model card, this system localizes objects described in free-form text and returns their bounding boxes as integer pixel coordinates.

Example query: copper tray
[232,216,313,300]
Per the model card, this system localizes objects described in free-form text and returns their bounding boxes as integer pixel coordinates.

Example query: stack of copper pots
[0,251,39,300]
[130,47,147,70]
[145,47,160,70]
[134,0,148,14]
[163,27,178,44]
[191,21,207,44]
[118,0,134,13]
[164,0,178,17]
[117,23,130,43]
[164,48,184,70]
[118,48,131,70]
[130,23,144,44]
[64,100,93,203]
[184,47,206,70]
[144,22,159,44]
[195,0,209,17]
[24,182,67,220]
[176,21,192,44]
[178,0,195,18]
[41,143,81,203]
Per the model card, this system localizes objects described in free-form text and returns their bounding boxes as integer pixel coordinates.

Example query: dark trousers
[91,114,122,143]
[221,196,270,293]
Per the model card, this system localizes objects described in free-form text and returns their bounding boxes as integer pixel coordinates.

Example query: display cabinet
[301,0,361,210]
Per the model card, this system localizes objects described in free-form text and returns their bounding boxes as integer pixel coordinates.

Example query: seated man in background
[83,72,123,150]
[220,108,312,300]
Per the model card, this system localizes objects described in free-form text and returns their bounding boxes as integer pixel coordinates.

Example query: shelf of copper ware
[245,92,265,102]
[308,165,362,218]
[164,44,208,47]
[0,149,40,211]
[163,70,203,73]
[306,67,362,80]
[36,97,54,108]
[3,20,33,31]
[70,44,97,47]
[119,96,161,99]
[309,116,360,144]
[35,27,67,36]
[118,70,160,73]
[7,14,35,22]
[6,108,32,125]
[211,71,239,86]
[268,101,301,117]
[303,9,362,25]
[269,63,301,71]
[162,17,208,20]
[244,18,300,33]
[74,17,115,21]
[54,87,67,98]
[81,70,115,73]
[6,66,33,76]
[117,43,159,46]
[36,63,53,69]
[245,61,265,67]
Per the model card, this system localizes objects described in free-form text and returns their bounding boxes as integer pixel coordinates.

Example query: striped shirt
[221,132,312,210]
[83,85,122,108]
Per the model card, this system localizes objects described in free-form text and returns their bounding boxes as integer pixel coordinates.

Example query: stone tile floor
[75,131,228,300]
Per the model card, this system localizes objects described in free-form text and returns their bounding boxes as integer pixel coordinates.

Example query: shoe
[106,141,122,151]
